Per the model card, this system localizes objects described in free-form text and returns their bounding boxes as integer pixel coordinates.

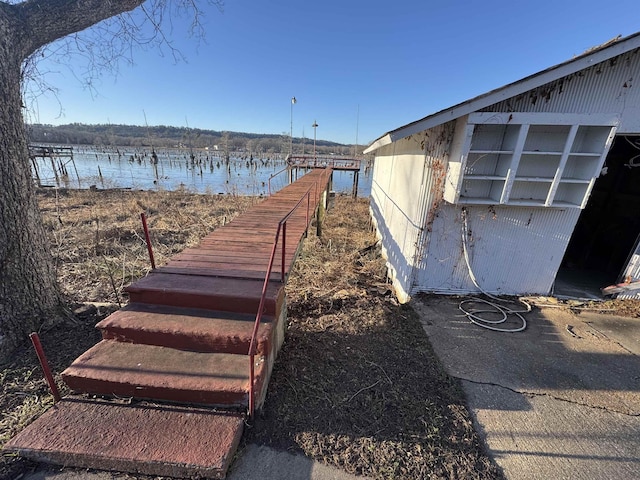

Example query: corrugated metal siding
[370,124,454,301]
[369,139,426,301]
[410,123,456,287]
[484,49,640,133]
[413,203,581,295]
[480,52,640,297]
[373,48,640,299]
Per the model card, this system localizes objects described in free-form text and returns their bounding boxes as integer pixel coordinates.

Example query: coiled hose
[460,208,529,332]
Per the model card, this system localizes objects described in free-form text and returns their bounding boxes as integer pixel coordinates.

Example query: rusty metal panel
[484,50,640,134]
[412,203,581,296]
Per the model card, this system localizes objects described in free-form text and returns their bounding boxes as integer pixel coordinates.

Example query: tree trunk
[0,47,64,361]
[0,0,144,361]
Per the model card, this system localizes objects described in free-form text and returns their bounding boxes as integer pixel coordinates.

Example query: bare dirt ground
[244,199,502,479]
[10,189,637,479]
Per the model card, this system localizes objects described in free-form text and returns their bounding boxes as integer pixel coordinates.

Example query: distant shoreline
[27,123,365,157]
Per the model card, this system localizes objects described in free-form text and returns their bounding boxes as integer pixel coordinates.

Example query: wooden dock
[288,155,362,197]
[28,144,78,187]
[288,154,361,171]
[5,168,333,479]
[28,145,74,159]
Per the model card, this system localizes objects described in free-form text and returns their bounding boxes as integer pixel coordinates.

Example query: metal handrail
[139,168,331,418]
[247,168,331,416]
[287,155,361,171]
[267,166,291,196]
[247,186,312,416]
[30,332,61,402]
[140,213,156,269]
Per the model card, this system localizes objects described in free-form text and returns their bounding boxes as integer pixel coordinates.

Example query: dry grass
[581,298,640,317]
[1,188,255,480]
[244,198,504,479]
[38,187,255,304]
[3,190,505,479]
[5,189,638,479]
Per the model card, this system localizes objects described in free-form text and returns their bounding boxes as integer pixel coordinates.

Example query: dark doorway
[556,135,640,298]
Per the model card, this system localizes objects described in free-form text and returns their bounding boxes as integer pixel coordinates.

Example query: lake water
[31,146,373,197]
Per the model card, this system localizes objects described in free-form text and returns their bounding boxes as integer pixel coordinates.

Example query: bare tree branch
[15,0,146,59]
[17,0,223,114]
[0,0,224,360]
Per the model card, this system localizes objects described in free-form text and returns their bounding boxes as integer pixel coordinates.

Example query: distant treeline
[27,123,361,156]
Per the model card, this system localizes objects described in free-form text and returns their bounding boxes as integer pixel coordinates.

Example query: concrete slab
[579,311,640,355]
[5,399,244,479]
[227,444,369,480]
[553,268,609,300]
[18,443,371,480]
[464,381,640,480]
[414,295,640,479]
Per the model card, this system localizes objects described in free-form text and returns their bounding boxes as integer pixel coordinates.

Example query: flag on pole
[291,97,297,104]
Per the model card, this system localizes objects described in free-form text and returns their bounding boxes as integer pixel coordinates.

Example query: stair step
[62,341,265,407]
[97,303,274,355]
[3,169,330,479]
[4,399,243,479]
[125,272,284,315]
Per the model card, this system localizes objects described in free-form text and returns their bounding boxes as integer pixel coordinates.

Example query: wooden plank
[126,168,330,308]
[157,267,280,280]
[171,253,296,264]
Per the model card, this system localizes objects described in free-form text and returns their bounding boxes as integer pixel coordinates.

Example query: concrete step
[125,272,284,316]
[97,303,274,355]
[4,398,243,479]
[62,341,266,408]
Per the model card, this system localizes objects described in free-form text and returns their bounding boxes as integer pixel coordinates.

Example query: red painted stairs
[4,168,332,479]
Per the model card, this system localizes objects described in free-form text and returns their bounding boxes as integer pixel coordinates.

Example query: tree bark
[11,0,145,58]
[0,0,144,361]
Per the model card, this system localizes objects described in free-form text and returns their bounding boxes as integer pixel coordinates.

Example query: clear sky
[23,0,640,146]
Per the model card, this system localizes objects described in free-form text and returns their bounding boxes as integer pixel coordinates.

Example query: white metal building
[365,33,640,301]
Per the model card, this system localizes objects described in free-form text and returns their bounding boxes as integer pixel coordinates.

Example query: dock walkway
[5,169,333,479]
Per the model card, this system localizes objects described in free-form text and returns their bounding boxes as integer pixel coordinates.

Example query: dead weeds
[38,187,255,304]
[2,190,504,479]
[245,197,504,479]
[580,298,640,317]
[1,188,255,480]
[3,188,637,479]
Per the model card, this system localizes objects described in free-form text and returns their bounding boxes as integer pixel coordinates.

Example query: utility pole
[354,104,360,157]
[312,120,318,162]
[290,97,296,157]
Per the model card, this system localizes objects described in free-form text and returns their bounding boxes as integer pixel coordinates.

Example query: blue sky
[24,0,640,146]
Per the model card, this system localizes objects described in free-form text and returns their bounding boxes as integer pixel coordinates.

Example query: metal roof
[364,32,640,154]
